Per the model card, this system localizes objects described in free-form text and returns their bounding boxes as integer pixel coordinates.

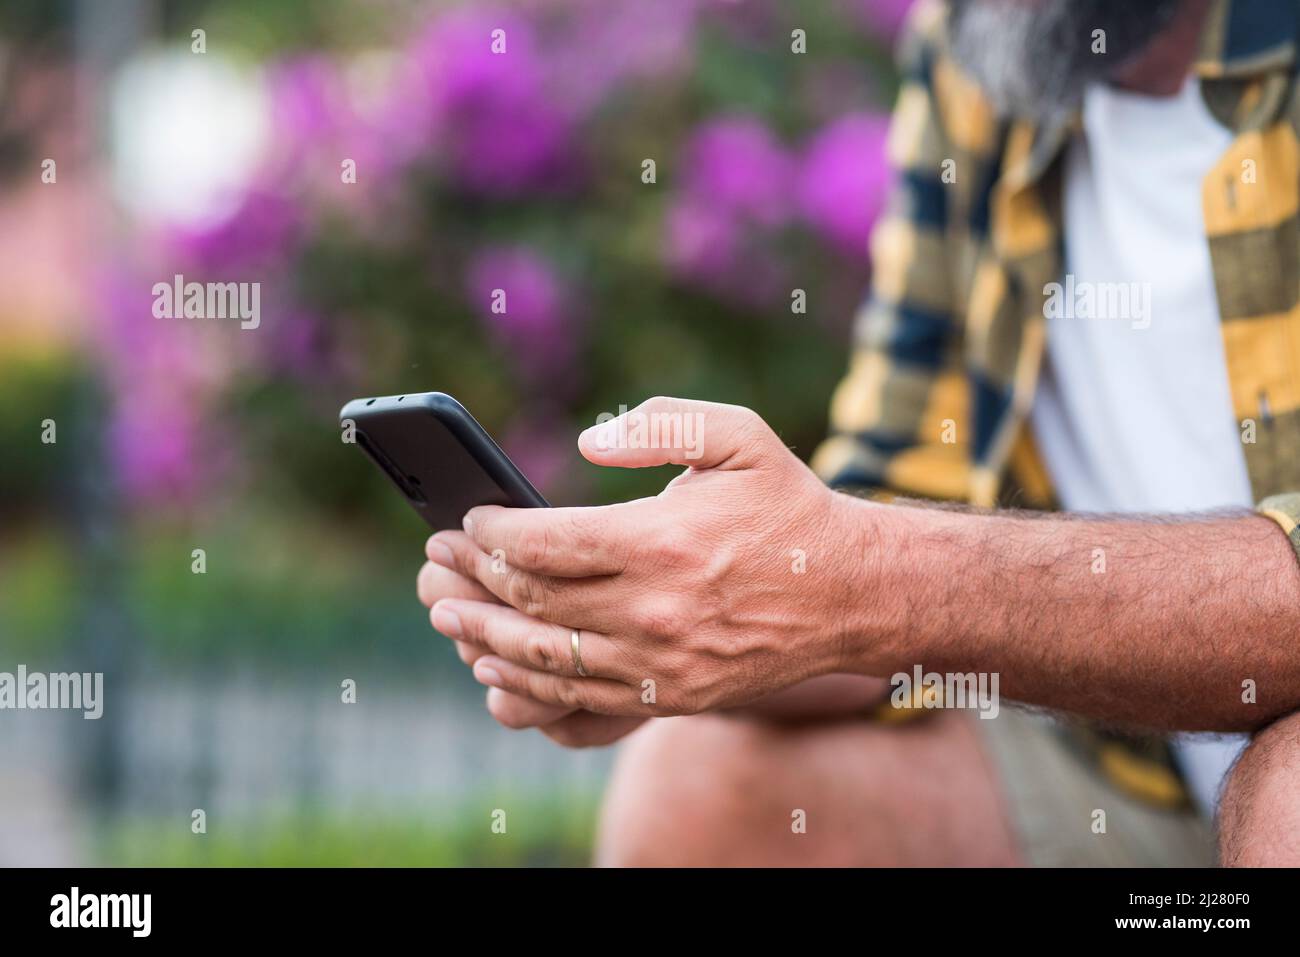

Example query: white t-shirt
[1030,77,1249,816]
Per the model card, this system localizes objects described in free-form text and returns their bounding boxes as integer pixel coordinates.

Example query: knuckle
[563,515,598,559]
[659,649,690,683]
[739,405,770,438]
[553,680,584,711]
[734,414,776,461]
[515,525,551,570]
[641,596,694,641]
[463,607,489,644]
[503,569,542,616]
[666,686,703,717]
[476,543,500,580]
[699,546,735,589]
[668,599,702,637]
[653,532,696,569]
[526,631,561,672]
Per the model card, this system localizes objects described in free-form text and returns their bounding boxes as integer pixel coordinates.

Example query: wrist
[819,491,902,676]
[828,493,948,678]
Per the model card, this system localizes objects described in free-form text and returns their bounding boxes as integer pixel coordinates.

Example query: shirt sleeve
[1258,493,1300,566]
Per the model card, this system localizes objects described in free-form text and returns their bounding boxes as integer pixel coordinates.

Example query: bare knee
[594,714,787,867]
[594,710,1017,867]
[1219,710,1300,866]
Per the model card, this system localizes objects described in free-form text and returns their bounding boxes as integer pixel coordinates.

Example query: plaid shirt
[813,0,1300,806]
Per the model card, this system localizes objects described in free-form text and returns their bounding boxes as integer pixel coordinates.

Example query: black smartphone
[339,391,549,530]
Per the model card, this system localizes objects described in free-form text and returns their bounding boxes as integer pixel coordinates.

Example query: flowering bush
[93,0,906,528]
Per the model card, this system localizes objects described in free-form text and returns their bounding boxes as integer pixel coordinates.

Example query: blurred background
[0,0,908,865]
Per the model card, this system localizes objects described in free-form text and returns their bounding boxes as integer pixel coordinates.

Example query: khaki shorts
[976,708,1217,867]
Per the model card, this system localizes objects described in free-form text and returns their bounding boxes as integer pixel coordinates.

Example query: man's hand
[418,555,647,746]
[425,397,869,717]
[424,394,1300,733]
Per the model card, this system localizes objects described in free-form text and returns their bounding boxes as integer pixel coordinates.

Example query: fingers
[417,553,498,608]
[460,504,633,577]
[484,687,574,729]
[485,688,643,747]
[472,655,641,716]
[424,538,605,735]
[432,598,632,682]
[428,530,621,633]
[454,640,484,665]
[577,396,776,471]
[539,712,648,749]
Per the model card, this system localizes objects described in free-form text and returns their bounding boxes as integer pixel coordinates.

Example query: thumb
[578,397,774,471]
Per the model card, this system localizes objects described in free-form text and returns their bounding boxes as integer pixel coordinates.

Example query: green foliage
[0,531,77,657]
[120,514,438,665]
[100,792,600,866]
[0,354,92,518]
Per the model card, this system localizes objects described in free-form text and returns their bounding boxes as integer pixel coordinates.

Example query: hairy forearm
[843,496,1300,731]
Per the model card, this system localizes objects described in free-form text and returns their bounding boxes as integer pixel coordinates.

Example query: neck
[1112,0,1212,96]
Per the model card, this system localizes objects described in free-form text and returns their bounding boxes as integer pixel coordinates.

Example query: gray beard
[947,0,1185,121]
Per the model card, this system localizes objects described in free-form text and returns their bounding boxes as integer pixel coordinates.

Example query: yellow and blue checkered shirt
[813,0,1300,808]
[812,0,1300,563]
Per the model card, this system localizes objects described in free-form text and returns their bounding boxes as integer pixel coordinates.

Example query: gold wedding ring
[570,629,590,677]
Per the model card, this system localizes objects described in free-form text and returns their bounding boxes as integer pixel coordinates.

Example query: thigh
[595,708,1022,867]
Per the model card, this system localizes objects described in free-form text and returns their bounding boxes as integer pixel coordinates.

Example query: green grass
[98,792,602,867]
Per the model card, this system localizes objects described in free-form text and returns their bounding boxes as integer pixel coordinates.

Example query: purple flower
[680,116,794,226]
[663,198,743,285]
[265,309,328,378]
[663,196,789,308]
[267,56,347,151]
[796,112,891,260]
[395,9,575,195]
[662,116,794,305]
[167,188,304,273]
[109,393,205,504]
[552,0,700,114]
[465,246,574,375]
[93,267,233,506]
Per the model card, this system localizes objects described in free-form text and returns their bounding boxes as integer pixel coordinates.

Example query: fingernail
[427,540,454,567]
[432,604,462,637]
[475,664,503,687]
[462,512,474,536]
